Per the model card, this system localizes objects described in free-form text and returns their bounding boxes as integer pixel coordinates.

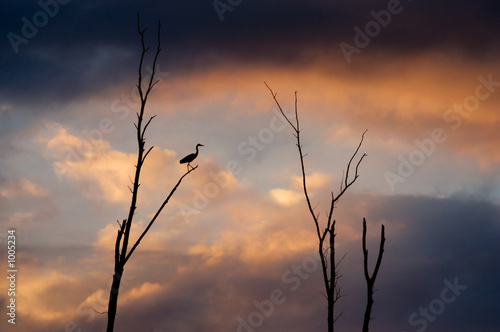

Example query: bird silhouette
[179,144,204,171]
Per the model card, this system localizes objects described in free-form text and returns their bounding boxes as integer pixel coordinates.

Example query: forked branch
[362,218,385,332]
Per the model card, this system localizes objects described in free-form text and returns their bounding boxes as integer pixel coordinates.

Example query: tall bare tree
[265,83,385,332]
[106,17,198,332]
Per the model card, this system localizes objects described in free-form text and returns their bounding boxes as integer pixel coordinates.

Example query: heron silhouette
[179,144,204,171]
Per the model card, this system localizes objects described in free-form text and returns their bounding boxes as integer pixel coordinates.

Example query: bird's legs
[186,163,197,171]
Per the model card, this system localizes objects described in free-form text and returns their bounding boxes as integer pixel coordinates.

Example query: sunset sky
[1,1,499,331]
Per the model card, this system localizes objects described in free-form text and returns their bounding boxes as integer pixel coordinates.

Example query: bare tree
[106,17,198,332]
[362,218,385,332]
[265,83,384,332]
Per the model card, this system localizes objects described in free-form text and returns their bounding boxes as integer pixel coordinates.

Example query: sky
[1,0,499,331]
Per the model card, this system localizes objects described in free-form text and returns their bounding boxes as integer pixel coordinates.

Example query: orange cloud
[291,172,331,191]
[121,282,164,303]
[1,178,48,198]
[149,53,499,173]
[270,188,303,206]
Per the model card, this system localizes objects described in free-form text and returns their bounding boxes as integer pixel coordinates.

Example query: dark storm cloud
[353,193,500,331]
[1,0,499,106]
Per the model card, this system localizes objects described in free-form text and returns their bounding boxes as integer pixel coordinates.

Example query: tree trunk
[328,226,335,332]
[106,264,124,332]
[328,293,334,332]
[328,302,334,332]
[362,280,373,332]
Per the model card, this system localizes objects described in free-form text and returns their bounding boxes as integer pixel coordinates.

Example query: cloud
[92,219,182,255]
[121,282,164,303]
[0,178,48,198]
[0,268,99,324]
[268,172,333,209]
[291,172,331,191]
[147,56,500,177]
[1,104,12,113]
[270,188,302,206]
[42,121,197,204]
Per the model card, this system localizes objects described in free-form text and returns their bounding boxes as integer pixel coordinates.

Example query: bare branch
[336,252,347,268]
[372,224,385,283]
[339,170,344,193]
[294,91,300,131]
[355,153,367,179]
[333,131,367,204]
[142,146,154,163]
[321,226,329,243]
[137,16,147,102]
[114,219,126,267]
[344,129,367,188]
[264,82,297,131]
[124,166,198,264]
[362,218,370,281]
[145,21,162,97]
[327,193,335,225]
[142,115,157,137]
[333,311,344,324]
